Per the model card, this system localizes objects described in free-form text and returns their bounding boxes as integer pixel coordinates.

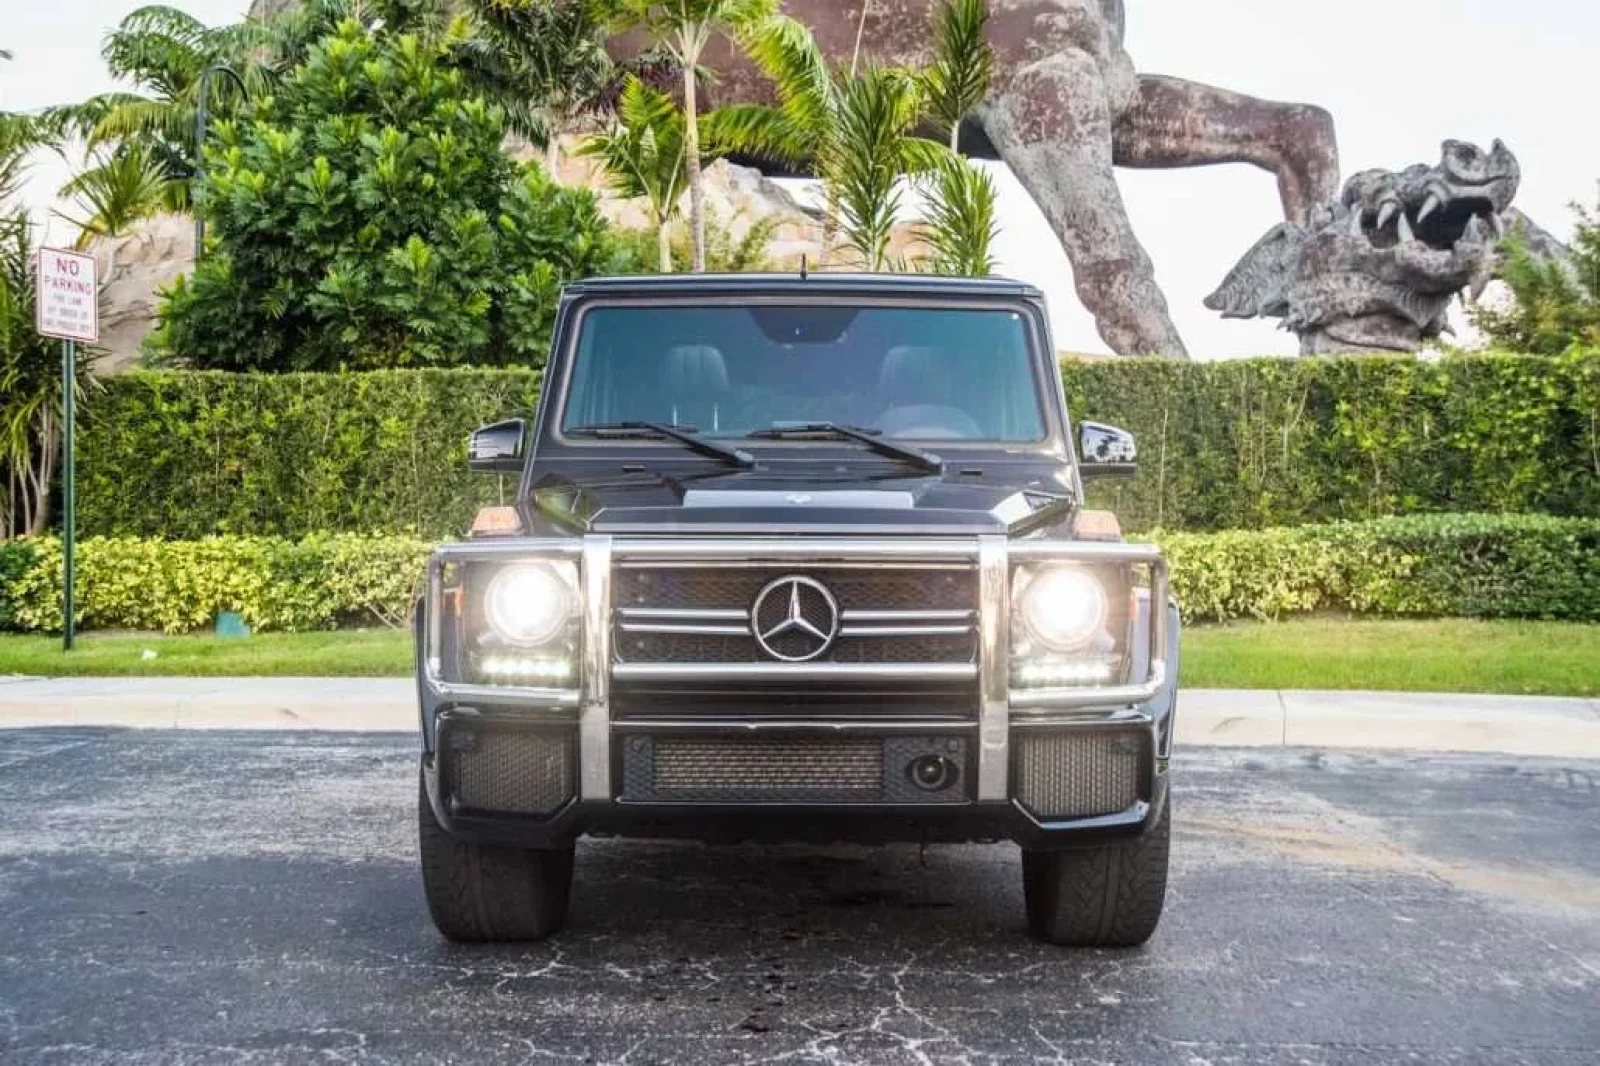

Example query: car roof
[562,272,1044,300]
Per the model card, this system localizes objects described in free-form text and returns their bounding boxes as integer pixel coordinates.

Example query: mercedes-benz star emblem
[751,575,839,662]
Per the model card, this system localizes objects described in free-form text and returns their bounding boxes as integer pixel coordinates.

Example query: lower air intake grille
[1014,731,1147,820]
[646,736,881,802]
[445,726,574,815]
[620,734,970,804]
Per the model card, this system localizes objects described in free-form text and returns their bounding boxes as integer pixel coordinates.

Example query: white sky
[4,0,1597,358]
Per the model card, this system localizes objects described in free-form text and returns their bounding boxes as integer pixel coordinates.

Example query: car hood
[524,464,1078,537]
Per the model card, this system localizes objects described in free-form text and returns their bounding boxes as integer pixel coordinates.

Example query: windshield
[559,303,1047,442]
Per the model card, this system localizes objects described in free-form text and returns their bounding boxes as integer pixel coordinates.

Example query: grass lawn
[0,629,410,678]
[1181,617,1600,697]
[1,618,1596,696]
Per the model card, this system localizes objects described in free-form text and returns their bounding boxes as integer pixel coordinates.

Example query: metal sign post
[35,248,99,652]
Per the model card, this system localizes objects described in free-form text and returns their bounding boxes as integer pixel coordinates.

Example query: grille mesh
[1014,731,1146,820]
[446,727,574,815]
[614,564,978,666]
[616,630,975,664]
[615,566,975,612]
[655,737,881,799]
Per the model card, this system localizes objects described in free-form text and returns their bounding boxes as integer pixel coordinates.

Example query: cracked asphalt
[0,730,1596,1064]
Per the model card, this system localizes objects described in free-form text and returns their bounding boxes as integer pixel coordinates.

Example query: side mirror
[1078,421,1137,478]
[468,418,527,474]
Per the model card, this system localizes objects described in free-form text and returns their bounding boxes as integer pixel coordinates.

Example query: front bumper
[417,536,1178,850]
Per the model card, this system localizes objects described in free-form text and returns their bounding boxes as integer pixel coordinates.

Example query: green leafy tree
[579,77,688,271]
[604,0,778,272]
[1471,203,1600,353]
[154,19,615,371]
[918,156,997,275]
[921,0,991,153]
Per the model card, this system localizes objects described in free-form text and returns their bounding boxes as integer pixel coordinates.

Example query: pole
[61,338,75,651]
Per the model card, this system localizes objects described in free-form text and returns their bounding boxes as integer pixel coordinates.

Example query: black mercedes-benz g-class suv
[417,274,1178,946]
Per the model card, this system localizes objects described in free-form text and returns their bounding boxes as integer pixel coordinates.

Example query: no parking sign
[35,247,99,343]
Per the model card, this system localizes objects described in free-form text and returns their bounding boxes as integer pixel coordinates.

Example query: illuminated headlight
[483,564,573,648]
[1017,566,1107,652]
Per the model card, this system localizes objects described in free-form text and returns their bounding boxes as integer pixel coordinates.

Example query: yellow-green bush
[3,514,1596,634]
[1,534,431,633]
[1156,513,1600,622]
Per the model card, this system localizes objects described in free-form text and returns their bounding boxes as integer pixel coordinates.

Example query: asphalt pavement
[1,728,1596,1064]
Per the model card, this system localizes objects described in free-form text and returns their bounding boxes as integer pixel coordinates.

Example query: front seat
[875,345,983,439]
[660,344,730,432]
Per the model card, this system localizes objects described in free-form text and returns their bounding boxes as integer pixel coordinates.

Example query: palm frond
[917,155,997,276]
[56,145,172,248]
[741,15,834,153]
[577,76,686,218]
[923,0,992,148]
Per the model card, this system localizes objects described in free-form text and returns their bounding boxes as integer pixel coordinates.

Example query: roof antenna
[799,254,808,280]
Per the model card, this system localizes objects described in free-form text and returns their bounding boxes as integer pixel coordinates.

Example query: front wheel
[1022,798,1170,947]
[418,769,574,942]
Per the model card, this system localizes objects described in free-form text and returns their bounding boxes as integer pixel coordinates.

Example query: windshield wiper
[566,421,756,468]
[745,422,943,474]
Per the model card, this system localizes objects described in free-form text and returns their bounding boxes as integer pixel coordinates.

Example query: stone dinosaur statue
[617,0,1339,360]
[253,0,1339,359]
[1205,139,1531,354]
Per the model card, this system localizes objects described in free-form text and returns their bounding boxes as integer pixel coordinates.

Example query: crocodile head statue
[1206,139,1521,353]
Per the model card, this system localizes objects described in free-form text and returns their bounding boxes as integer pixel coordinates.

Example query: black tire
[1021,798,1170,947]
[418,770,574,942]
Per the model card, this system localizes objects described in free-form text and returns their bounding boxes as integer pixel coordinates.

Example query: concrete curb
[2,676,1597,758]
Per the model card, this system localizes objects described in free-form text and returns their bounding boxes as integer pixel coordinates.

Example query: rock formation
[1205,139,1538,354]
[84,213,195,373]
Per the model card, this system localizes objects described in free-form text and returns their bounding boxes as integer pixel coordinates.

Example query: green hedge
[1155,513,1600,622]
[1067,350,1600,531]
[75,352,1600,539]
[78,368,542,538]
[3,514,1595,634]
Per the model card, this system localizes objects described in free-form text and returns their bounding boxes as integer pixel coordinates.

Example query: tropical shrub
[153,19,615,371]
[3,515,1595,634]
[2,533,431,633]
[1471,201,1600,354]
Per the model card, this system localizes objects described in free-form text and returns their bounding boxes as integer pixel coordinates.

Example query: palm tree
[706,18,947,270]
[55,145,171,294]
[578,77,689,271]
[828,64,943,270]
[467,0,614,172]
[922,0,991,153]
[918,155,997,275]
[606,0,778,272]
[42,5,264,212]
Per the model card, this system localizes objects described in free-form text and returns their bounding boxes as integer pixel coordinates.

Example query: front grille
[616,567,975,612]
[613,564,978,667]
[617,631,975,664]
[444,725,574,815]
[1014,730,1147,820]
[620,734,969,804]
